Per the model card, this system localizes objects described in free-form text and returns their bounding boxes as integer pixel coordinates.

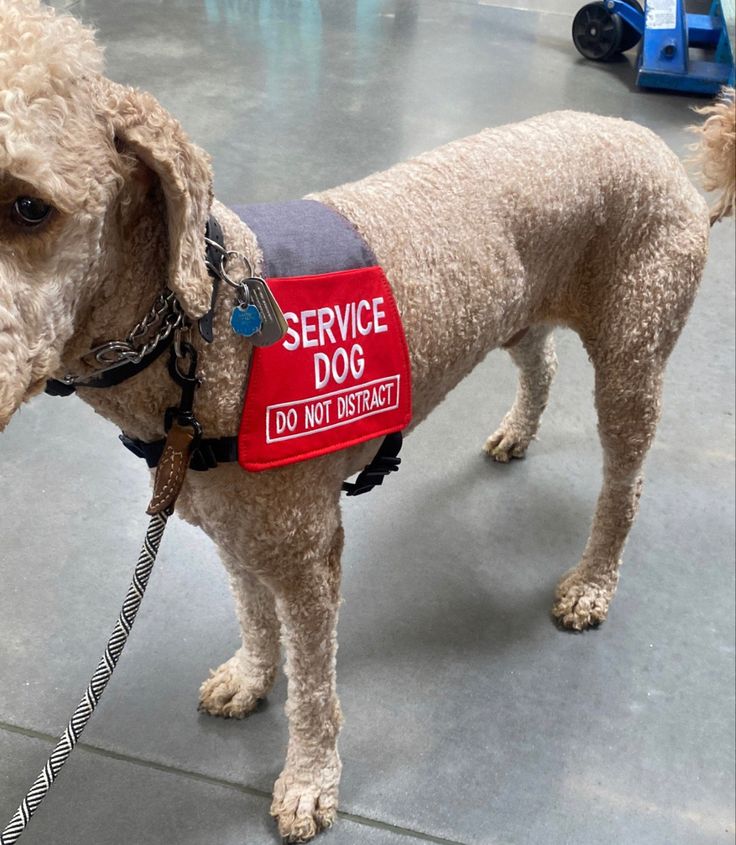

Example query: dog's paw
[483,421,532,462]
[198,654,274,718]
[552,568,619,631]
[271,757,341,843]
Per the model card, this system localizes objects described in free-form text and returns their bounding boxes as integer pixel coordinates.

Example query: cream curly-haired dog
[1,1,734,841]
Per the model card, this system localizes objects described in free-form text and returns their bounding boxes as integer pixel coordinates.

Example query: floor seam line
[0,720,467,845]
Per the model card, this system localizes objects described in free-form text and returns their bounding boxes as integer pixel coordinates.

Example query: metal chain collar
[123,290,185,356]
[59,290,186,387]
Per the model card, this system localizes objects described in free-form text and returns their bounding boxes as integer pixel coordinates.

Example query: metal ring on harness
[204,237,256,288]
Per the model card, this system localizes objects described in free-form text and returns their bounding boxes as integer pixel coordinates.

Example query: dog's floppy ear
[106,84,214,318]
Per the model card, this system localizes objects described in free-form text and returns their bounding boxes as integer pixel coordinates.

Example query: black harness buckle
[342,431,403,496]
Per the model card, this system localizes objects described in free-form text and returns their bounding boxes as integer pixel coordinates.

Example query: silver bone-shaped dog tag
[244,277,288,347]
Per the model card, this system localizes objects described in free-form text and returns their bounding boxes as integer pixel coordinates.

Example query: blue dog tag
[231,303,263,337]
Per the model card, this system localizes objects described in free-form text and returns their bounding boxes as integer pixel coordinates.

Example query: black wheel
[572,2,623,61]
[617,0,643,52]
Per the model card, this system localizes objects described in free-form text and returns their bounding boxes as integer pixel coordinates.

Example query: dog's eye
[11,196,53,227]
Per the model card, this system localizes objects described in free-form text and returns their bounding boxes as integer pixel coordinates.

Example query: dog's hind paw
[271,758,340,843]
[483,422,532,462]
[198,653,274,718]
[552,568,619,631]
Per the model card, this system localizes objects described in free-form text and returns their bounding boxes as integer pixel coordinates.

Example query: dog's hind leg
[484,324,557,461]
[552,349,664,630]
[199,557,281,718]
[552,227,705,631]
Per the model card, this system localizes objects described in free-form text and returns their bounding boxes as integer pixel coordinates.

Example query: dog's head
[0,0,213,429]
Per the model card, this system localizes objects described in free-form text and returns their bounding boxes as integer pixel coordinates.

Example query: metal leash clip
[148,330,203,516]
[165,331,202,438]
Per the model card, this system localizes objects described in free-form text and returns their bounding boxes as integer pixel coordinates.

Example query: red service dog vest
[233,201,412,472]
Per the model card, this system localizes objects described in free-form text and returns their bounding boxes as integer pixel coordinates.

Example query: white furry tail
[692,86,736,225]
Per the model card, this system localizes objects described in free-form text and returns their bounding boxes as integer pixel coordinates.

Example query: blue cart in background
[572,0,735,94]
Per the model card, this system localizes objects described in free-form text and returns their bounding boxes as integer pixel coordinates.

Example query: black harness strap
[119,428,403,494]
[119,432,239,472]
[341,431,403,496]
[198,215,225,343]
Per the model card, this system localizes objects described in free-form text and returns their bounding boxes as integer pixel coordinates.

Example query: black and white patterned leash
[0,509,171,845]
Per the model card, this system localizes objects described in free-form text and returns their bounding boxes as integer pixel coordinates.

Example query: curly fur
[0,2,729,841]
[690,86,736,223]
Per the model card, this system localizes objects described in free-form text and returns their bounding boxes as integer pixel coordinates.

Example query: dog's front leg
[199,555,281,718]
[180,464,346,839]
[268,519,344,843]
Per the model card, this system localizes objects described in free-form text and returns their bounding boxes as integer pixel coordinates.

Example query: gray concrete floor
[1,1,735,843]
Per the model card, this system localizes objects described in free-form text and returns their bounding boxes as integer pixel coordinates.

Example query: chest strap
[120,430,402,495]
[120,432,237,471]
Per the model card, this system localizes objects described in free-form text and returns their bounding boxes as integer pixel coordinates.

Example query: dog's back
[313,110,710,422]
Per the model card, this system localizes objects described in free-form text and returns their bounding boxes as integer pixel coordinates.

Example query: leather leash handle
[147,422,198,515]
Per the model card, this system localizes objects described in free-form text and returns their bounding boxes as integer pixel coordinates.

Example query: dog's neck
[63,191,163,354]
[56,189,176,439]
[59,195,260,443]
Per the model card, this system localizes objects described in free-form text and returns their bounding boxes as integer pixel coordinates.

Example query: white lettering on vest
[282,297,389,350]
[282,298,391,391]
